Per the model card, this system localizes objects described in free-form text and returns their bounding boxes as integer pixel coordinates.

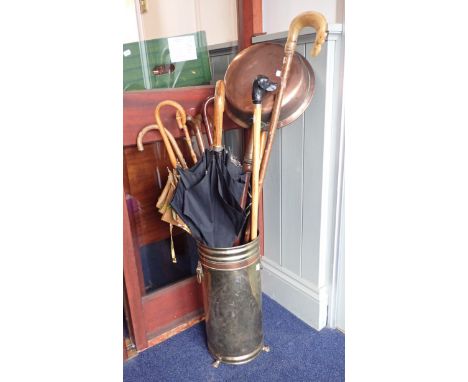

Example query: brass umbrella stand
[194,11,328,368]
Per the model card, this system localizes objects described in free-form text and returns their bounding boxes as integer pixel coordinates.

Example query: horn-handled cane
[258,11,328,191]
[250,75,277,241]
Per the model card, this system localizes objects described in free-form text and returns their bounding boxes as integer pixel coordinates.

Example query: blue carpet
[124,294,344,382]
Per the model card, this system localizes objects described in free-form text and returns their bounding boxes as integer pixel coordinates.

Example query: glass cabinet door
[124,140,199,294]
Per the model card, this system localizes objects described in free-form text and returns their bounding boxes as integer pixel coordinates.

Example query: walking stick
[250,75,277,241]
[258,11,328,191]
[136,124,188,169]
[176,111,198,165]
[186,114,206,156]
[202,96,215,147]
[154,100,191,169]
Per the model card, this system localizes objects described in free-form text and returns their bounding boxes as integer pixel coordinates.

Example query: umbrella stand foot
[212,359,221,368]
[262,345,271,353]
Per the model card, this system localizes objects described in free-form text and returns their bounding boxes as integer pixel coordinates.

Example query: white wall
[124,0,238,46]
[123,0,140,44]
[124,1,345,46]
[262,0,343,34]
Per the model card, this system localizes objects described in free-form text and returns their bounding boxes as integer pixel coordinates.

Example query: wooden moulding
[142,276,204,335]
[146,310,205,348]
[123,193,148,350]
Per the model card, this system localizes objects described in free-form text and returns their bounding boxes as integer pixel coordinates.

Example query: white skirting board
[261,258,328,330]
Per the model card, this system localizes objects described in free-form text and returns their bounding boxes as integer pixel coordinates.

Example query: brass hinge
[125,338,138,360]
[139,0,148,14]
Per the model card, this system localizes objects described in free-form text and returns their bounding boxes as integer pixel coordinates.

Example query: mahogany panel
[123,86,240,147]
[123,193,148,350]
[142,276,204,334]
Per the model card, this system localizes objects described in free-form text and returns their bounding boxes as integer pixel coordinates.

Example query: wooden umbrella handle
[202,96,214,147]
[136,124,188,169]
[213,80,225,149]
[187,114,206,155]
[155,100,189,168]
[176,111,198,164]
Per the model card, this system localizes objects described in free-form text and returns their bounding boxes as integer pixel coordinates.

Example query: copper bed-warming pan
[224,42,315,128]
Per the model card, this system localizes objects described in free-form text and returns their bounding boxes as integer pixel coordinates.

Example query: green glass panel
[123,31,212,91]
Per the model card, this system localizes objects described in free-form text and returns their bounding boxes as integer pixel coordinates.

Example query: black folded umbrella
[170,80,247,248]
[170,148,247,248]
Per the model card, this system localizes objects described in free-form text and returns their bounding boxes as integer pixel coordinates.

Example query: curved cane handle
[136,124,188,169]
[213,80,225,149]
[202,96,215,147]
[286,11,328,57]
[155,100,188,168]
[136,124,158,152]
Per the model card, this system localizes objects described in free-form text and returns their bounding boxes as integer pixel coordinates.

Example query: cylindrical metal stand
[197,237,265,366]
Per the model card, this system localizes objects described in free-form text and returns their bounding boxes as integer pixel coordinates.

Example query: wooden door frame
[237,0,264,50]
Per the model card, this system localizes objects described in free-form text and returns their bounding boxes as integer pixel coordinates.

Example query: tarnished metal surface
[224,43,315,129]
[197,238,264,365]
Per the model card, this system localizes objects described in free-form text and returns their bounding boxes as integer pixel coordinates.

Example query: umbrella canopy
[171,148,246,247]
[170,80,247,248]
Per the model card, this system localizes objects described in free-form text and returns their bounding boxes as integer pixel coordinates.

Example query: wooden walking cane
[136,124,188,169]
[154,100,192,169]
[186,114,206,156]
[258,11,328,191]
[238,129,267,213]
[176,111,198,165]
[202,96,215,147]
[250,76,277,241]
